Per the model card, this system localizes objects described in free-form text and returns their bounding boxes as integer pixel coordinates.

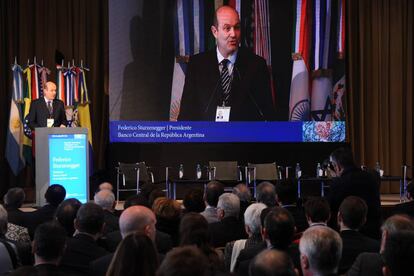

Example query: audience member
[347,214,414,276]
[256,182,277,207]
[209,193,246,247]
[98,182,113,191]
[123,194,151,209]
[299,226,342,276]
[0,205,20,274]
[382,230,414,276]
[90,205,158,276]
[183,188,205,213]
[225,203,266,272]
[201,181,224,223]
[233,183,252,221]
[303,197,331,227]
[106,232,159,276]
[180,213,224,273]
[3,188,29,227]
[149,188,167,208]
[153,197,181,245]
[249,249,297,276]
[328,147,382,239]
[156,246,209,276]
[27,184,66,238]
[236,207,299,276]
[11,221,67,276]
[276,180,307,232]
[59,202,108,275]
[337,196,379,274]
[54,198,82,237]
[94,189,119,235]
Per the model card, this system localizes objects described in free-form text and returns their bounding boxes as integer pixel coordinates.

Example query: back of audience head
[382,230,414,276]
[124,194,150,209]
[338,196,367,230]
[257,182,277,207]
[149,188,167,208]
[183,189,205,213]
[233,183,252,203]
[119,205,157,240]
[179,212,209,247]
[75,202,105,237]
[249,249,297,276]
[0,204,8,235]
[152,197,181,220]
[55,198,82,237]
[217,193,240,219]
[3,187,25,209]
[156,246,209,276]
[244,203,267,236]
[33,221,67,264]
[98,181,113,191]
[299,226,342,276]
[94,189,116,210]
[304,197,330,225]
[204,181,224,207]
[276,179,297,206]
[106,232,159,276]
[45,184,66,207]
[380,214,414,253]
[264,207,295,250]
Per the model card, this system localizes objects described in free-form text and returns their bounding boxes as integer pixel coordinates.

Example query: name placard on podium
[35,127,89,206]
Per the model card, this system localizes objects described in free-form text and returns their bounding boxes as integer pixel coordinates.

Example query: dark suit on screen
[178,48,275,121]
[27,97,67,129]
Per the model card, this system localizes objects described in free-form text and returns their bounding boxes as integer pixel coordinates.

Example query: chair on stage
[208,161,243,191]
[246,162,279,197]
[116,162,154,202]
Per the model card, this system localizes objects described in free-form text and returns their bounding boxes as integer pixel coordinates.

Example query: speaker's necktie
[47,101,53,116]
[220,59,231,102]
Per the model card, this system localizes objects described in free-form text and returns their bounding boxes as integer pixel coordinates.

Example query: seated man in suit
[256,182,278,207]
[59,203,109,275]
[90,205,158,276]
[208,193,246,247]
[299,226,342,276]
[347,214,414,276]
[27,81,67,129]
[178,5,275,121]
[200,181,224,224]
[382,231,414,276]
[94,190,119,235]
[11,222,68,276]
[337,196,379,274]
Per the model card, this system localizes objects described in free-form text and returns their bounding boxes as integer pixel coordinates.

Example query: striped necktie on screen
[47,100,53,116]
[220,59,231,100]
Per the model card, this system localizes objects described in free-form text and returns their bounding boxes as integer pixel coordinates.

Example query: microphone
[204,75,222,115]
[233,66,266,121]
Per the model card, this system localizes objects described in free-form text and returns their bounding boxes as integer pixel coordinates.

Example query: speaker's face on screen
[211,6,241,58]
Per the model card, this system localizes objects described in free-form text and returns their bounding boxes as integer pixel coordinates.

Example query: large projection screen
[109,0,346,143]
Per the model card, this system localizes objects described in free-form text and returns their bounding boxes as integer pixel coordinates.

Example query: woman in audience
[179,212,224,273]
[106,231,159,276]
[153,197,181,245]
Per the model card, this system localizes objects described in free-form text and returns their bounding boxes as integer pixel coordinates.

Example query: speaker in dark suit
[27,81,67,129]
[178,6,275,121]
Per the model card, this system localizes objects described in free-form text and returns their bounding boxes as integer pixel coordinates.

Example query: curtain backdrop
[0,0,109,195]
[347,0,413,192]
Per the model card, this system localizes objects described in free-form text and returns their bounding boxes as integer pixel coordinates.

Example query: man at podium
[27,81,68,129]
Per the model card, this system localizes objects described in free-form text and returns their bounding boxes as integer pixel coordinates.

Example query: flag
[22,65,33,164]
[289,0,312,121]
[310,0,334,121]
[169,0,205,121]
[6,64,25,175]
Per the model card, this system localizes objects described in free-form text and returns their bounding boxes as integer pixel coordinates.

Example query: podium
[35,127,89,206]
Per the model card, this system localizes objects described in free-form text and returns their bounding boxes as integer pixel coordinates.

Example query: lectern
[35,127,89,206]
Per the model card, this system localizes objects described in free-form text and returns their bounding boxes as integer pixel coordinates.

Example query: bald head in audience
[119,205,157,241]
[98,182,113,191]
[250,249,297,276]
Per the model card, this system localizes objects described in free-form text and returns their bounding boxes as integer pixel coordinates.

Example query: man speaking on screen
[27,81,68,129]
[178,6,275,122]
